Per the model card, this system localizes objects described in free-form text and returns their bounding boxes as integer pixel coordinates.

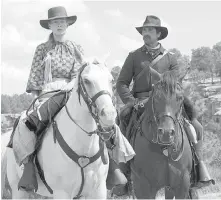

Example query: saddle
[7,91,69,149]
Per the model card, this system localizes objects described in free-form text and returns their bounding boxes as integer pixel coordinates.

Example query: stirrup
[111,183,129,196]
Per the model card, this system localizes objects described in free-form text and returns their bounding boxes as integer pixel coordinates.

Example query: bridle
[151,84,183,145]
[65,63,115,142]
[147,82,185,161]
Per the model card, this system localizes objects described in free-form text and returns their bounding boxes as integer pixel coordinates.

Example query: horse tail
[1,149,8,198]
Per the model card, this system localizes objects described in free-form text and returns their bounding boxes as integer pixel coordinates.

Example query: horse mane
[183,96,197,121]
[159,71,179,96]
[160,72,197,121]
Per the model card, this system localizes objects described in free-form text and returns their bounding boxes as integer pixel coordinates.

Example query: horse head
[144,71,184,146]
[73,61,117,141]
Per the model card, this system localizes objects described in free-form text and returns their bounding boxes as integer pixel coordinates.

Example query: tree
[1,96,11,113]
[1,93,34,114]
[212,42,221,82]
[168,48,190,81]
[191,47,215,84]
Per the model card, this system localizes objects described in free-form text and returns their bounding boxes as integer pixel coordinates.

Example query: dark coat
[116,45,179,104]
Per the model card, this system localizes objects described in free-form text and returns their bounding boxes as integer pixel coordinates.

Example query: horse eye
[83,78,91,85]
[111,79,115,85]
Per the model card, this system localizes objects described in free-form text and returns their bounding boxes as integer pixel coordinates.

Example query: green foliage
[212,42,221,78]
[191,47,214,72]
[1,93,34,114]
[190,43,221,83]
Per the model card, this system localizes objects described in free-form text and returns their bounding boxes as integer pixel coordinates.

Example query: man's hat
[136,15,168,40]
[40,6,77,29]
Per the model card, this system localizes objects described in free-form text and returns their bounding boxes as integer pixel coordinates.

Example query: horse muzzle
[157,128,175,145]
[99,106,117,127]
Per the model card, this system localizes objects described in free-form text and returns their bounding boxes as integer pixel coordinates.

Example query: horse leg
[53,190,70,199]
[12,189,30,199]
[174,171,191,199]
[88,181,107,199]
[132,176,157,199]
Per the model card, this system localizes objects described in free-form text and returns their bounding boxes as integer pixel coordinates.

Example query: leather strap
[134,91,151,98]
[134,50,168,83]
[52,120,104,167]
[52,120,105,199]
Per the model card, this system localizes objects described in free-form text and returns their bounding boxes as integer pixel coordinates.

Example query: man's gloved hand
[134,98,149,110]
[119,100,136,120]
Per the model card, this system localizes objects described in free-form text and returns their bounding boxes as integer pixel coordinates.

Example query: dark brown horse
[128,71,196,199]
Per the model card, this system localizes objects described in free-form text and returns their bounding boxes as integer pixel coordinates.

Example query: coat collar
[141,43,165,54]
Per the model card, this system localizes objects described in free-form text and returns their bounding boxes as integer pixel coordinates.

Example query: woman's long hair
[45,32,55,52]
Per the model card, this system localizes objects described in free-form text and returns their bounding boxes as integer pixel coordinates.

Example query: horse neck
[55,89,100,155]
[142,97,158,142]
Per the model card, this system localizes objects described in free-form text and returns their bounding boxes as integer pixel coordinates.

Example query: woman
[15,6,85,192]
[26,6,83,99]
[15,6,134,194]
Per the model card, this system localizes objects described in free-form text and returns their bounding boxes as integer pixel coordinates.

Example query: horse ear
[92,57,100,65]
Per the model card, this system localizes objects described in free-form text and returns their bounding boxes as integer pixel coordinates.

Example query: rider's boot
[192,140,215,188]
[25,91,68,136]
[18,156,38,192]
[106,157,128,196]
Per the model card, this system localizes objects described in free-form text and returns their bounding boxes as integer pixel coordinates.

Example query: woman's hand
[60,83,74,92]
[61,79,76,92]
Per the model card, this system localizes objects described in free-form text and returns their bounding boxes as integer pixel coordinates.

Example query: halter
[65,63,115,142]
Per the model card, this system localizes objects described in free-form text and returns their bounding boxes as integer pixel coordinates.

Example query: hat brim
[135,26,168,40]
[40,15,77,29]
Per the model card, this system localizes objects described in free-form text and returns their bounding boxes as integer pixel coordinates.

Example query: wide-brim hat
[136,15,168,40]
[40,6,77,29]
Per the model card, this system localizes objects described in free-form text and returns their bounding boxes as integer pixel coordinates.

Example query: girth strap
[52,120,105,199]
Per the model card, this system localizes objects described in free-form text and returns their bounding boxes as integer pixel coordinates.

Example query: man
[116,15,214,188]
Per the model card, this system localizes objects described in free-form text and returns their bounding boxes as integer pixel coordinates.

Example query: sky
[1,0,221,95]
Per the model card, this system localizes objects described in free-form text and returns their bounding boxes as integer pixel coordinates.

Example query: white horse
[2,62,117,199]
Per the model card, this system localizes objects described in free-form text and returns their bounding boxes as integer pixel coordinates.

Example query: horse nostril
[100,108,105,116]
[170,129,175,136]
[158,128,164,135]
[100,107,116,118]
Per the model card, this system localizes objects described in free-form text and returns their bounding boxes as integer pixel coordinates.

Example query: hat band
[142,23,161,27]
[47,15,69,20]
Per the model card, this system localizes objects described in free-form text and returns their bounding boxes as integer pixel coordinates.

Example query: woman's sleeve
[26,44,45,93]
[70,44,86,79]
